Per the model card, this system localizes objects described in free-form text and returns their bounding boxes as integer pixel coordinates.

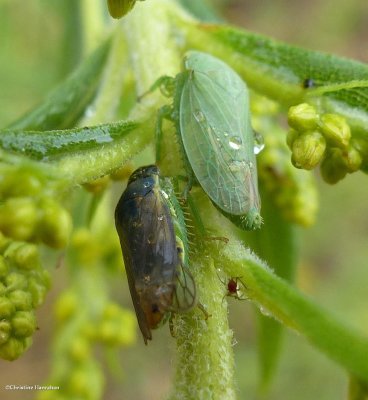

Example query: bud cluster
[0,165,72,248]
[251,96,318,226]
[0,234,50,360]
[287,103,362,183]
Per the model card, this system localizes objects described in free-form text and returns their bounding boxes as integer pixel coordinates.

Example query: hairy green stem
[194,190,368,381]
[123,0,182,115]
[79,0,106,56]
[169,256,236,400]
[124,1,238,397]
[56,117,154,185]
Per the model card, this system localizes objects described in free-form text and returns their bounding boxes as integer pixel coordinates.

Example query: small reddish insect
[226,277,247,301]
[216,271,247,302]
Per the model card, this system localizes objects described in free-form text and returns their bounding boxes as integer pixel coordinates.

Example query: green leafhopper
[155,51,262,230]
[114,165,196,344]
[181,51,261,229]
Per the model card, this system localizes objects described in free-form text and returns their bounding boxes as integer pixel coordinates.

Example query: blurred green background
[0,0,368,399]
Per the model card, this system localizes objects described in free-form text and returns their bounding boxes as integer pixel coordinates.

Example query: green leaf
[0,121,139,161]
[182,22,368,142]
[246,190,299,390]
[6,38,111,131]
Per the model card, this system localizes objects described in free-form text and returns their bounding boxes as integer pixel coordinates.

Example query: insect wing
[115,171,179,342]
[180,51,259,216]
[115,226,152,343]
[172,262,197,312]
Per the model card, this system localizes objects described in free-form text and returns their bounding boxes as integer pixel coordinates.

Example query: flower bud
[0,320,11,345]
[0,297,15,318]
[0,337,31,361]
[107,0,137,19]
[0,255,8,277]
[69,337,91,362]
[0,232,10,252]
[291,131,326,170]
[0,198,38,241]
[11,311,37,338]
[28,274,50,308]
[83,175,111,194]
[38,199,72,249]
[10,243,40,270]
[8,290,33,311]
[320,114,351,148]
[55,291,78,322]
[5,272,27,291]
[288,103,318,132]
[0,169,43,198]
[96,303,136,346]
[341,146,362,172]
[286,129,299,150]
[320,148,348,184]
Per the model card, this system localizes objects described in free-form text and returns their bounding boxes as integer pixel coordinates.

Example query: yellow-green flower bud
[28,274,50,308]
[0,320,11,345]
[0,337,31,361]
[291,131,326,170]
[8,290,33,311]
[250,93,279,116]
[107,0,137,19]
[69,337,91,362]
[286,129,299,150]
[320,114,351,148]
[96,304,136,346]
[0,297,15,318]
[0,232,10,252]
[341,146,362,172]
[38,199,72,249]
[68,368,93,397]
[320,148,348,184]
[83,175,111,194]
[0,198,38,241]
[0,255,8,277]
[71,228,102,265]
[11,243,40,270]
[288,103,318,132]
[55,291,78,322]
[11,310,37,338]
[0,282,6,295]
[5,272,27,291]
[0,169,43,198]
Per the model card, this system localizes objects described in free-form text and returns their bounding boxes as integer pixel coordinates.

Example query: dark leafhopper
[155,51,262,230]
[115,165,196,343]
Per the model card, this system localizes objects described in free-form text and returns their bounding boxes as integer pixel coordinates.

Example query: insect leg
[138,75,176,101]
[156,105,173,164]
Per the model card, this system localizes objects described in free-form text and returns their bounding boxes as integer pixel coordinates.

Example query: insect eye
[303,78,315,88]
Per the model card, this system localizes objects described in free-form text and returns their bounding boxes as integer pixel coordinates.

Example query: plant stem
[122,0,182,109]
[168,256,236,400]
[124,1,238,398]
[193,190,368,382]
[79,0,107,56]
